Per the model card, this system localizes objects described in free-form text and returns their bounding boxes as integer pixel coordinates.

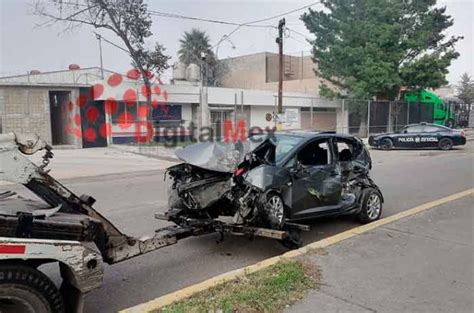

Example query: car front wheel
[264,192,285,229]
[357,189,383,223]
[379,138,393,150]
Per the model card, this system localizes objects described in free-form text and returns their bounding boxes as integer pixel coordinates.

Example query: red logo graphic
[64,69,169,144]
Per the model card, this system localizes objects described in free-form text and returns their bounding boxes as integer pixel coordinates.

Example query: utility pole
[95,34,104,79]
[276,18,285,114]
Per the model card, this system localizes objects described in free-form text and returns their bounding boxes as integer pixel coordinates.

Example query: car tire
[357,188,383,224]
[263,192,286,229]
[0,264,64,313]
[438,138,454,150]
[379,138,393,150]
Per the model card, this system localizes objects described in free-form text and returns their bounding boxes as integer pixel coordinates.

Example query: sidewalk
[286,195,473,313]
[1,147,177,185]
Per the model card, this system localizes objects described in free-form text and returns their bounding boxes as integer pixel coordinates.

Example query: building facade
[0,67,347,148]
[218,52,340,130]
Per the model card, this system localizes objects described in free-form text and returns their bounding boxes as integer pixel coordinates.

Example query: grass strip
[158,260,319,313]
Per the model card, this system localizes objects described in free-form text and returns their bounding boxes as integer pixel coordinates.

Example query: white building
[0,68,347,148]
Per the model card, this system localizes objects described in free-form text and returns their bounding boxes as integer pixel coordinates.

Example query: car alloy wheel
[266,194,285,227]
[366,193,381,220]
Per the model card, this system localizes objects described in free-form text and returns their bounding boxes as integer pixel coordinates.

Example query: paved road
[7,144,474,312]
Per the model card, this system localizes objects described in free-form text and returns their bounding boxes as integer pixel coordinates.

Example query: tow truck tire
[379,138,393,150]
[357,188,383,224]
[438,138,454,150]
[0,265,64,313]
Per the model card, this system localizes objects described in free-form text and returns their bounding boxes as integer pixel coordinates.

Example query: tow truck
[0,133,303,313]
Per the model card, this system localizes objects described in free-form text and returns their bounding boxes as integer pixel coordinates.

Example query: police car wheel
[380,138,393,150]
[438,138,453,150]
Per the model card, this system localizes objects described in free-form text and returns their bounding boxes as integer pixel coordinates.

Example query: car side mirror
[289,160,302,173]
[290,161,310,177]
[296,160,304,171]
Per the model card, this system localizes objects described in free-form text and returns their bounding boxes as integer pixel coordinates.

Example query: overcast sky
[0,0,472,84]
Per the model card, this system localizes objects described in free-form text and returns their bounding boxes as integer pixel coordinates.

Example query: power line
[152,1,322,50]
[47,0,321,29]
[243,1,322,25]
[150,1,321,28]
[93,32,129,54]
[149,10,274,28]
[286,27,313,42]
[287,35,311,47]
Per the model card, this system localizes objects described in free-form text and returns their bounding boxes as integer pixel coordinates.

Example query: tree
[35,0,170,108]
[456,73,474,104]
[133,43,170,75]
[177,28,222,86]
[301,0,462,136]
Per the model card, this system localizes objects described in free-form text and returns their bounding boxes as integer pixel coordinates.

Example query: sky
[0,0,472,84]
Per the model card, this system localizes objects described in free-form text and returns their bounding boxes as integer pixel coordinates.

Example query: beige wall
[265,53,316,82]
[220,53,324,96]
[220,53,267,90]
[301,111,337,131]
[0,86,82,147]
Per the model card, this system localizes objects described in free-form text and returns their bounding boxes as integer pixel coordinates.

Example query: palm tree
[178,28,221,86]
[178,29,213,65]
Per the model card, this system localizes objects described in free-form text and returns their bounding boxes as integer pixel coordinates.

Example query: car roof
[272,130,357,140]
[405,123,445,127]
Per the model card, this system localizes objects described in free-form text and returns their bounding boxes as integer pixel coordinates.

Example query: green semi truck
[403,89,457,128]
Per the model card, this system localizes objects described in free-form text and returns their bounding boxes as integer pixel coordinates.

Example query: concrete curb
[120,188,474,313]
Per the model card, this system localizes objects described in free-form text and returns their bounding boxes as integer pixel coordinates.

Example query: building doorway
[49,91,71,145]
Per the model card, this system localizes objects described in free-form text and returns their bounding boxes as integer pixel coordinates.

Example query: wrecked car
[165,131,383,247]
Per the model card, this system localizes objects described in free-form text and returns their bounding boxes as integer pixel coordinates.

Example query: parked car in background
[368,123,466,150]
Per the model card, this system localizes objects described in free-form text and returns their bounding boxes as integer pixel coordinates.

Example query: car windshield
[250,134,304,164]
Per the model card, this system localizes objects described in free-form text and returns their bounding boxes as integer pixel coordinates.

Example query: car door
[394,125,424,148]
[420,125,443,148]
[287,138,343,220]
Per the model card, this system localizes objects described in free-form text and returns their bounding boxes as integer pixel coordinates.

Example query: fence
[337,99,467,137]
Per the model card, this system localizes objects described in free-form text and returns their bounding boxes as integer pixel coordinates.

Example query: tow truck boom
[0,133,293,312]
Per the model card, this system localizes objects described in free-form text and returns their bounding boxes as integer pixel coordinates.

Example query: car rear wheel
[0,265,64,313]
[357,189,383,223]
[380,138,393,150]
[438,138,453,150]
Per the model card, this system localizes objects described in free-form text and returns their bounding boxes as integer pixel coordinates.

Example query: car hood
[175,141,252,173]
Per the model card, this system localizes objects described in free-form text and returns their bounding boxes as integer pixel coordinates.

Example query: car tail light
[234,167,245,177]
[461,130,465,138]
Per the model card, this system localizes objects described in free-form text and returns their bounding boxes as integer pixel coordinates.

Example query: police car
[368,123,466,150]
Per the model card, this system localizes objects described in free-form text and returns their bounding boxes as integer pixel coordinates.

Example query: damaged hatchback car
[165,131,383,247]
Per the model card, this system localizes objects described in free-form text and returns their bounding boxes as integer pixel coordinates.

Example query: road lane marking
[120,188,474,313]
